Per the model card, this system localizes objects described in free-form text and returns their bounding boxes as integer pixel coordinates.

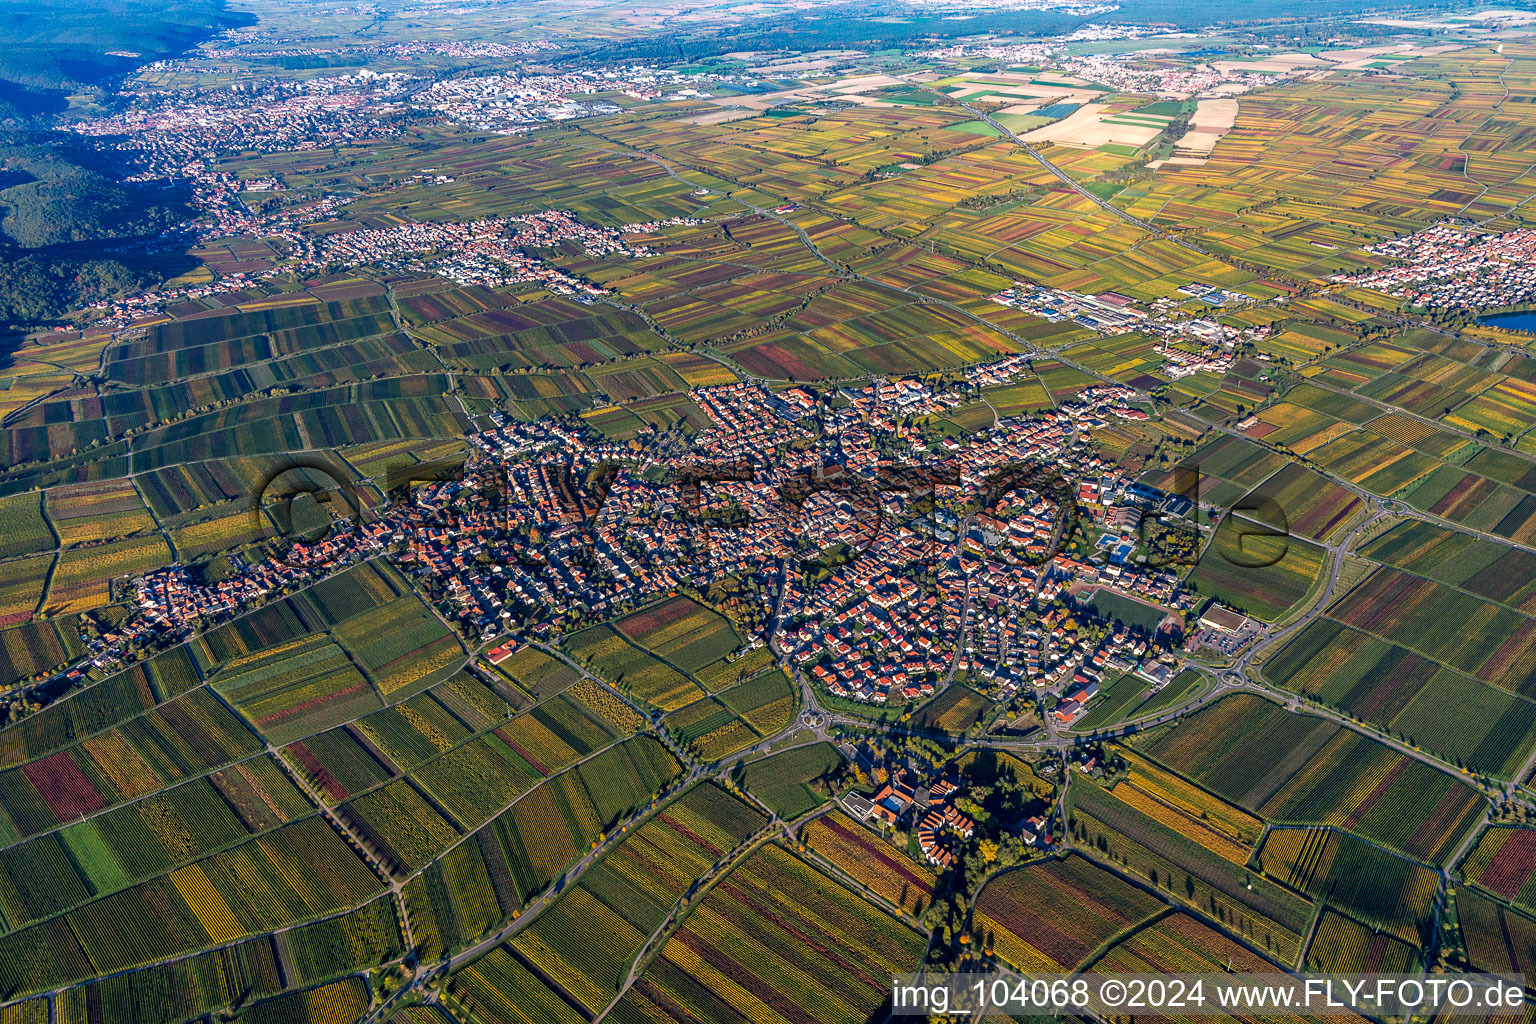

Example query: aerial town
[100,359,1212,736]
[1334,223,1536,311]
[6,0,1534,1018]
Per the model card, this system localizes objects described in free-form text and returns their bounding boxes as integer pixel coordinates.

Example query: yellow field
[1109,748,1264,864]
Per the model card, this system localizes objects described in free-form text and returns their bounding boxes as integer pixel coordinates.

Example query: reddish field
[287,741,349,801]
[615,595,695,640]
[21,752,108,819]
[1481,829,1536,900]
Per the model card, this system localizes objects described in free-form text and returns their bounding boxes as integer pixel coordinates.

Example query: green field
[735,743,845,818]
[1187,515,1327,622]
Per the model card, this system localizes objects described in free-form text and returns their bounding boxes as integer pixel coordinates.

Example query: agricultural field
[353,689,475,775]
[1089,911,1282,977]
[801,809,938,916]
[716,669,796,736]
[1074,669,1205,732]
[1262,566,1536,777]
[955,749,1057,803]
[1306,908,1421,974]
[1257,826,1440,946]
[1360,518,1536,614]
[411,678,650,832]
[284,730,394,805]
[447,948,585,1024]
[0,557,49,628]
[339,779,460,872]
[1070,779,1314,965]
[1250,399,1354,454]
[43,535,172,615]
[404,735,682,961]
[44,480,157,548]
[42,895,399,1024]
[212,636,380,744]
[614,595,742,673]
[1186,514,1326,622]
[1073,671,1180,732]
[912,683,990,733]
[695,646,776,692]
[735,742,845,818]
[0,755,310,934]
[1150,433,1288,513]
[1382,435,1536,545]
[1129,670,1206,719]
[331,595,462,698]
[1325,567,1536,695]
[487,645,581,700]
[168,507,270,560]
[606,843,926,1024]
[224,977,370,1024]
[0,644,199,769]
[664,691,761,762]
[0,816,382,998]
[1237,464,1363,543]
[1132,695,1485,865]
[1461,826,1536,917]
[199,563,467,746]
[564,623,704,711]
[0,493,53,561]
[0,688,264,845]
[1103,748,1263,864]
[502,783,766,1014]
[1457,889,1536,977]
[973,854,1164,972]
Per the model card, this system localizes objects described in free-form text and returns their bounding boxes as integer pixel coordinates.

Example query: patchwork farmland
[3,5,1536,1020]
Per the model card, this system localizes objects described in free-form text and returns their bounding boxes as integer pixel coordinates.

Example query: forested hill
[0,0,246,332]
[0,0,249,112]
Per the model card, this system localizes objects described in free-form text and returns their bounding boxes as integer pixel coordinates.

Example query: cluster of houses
[107,363,1209,736]
[842,769,979,869]
[1059,54,1284,98]
[90,205,700,334]
[64,53,711,330]
[913,42,1307,99]
[187,36,558,64]
[70,69,414,173]
[1335,223,1536,310]
[768,378,1198,713]
[787,529,958,705]
[420,65,755,132]
[320,218,597,293]
[977,591,1142,688]
[283,210,691,294]
[69,68,416,255]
